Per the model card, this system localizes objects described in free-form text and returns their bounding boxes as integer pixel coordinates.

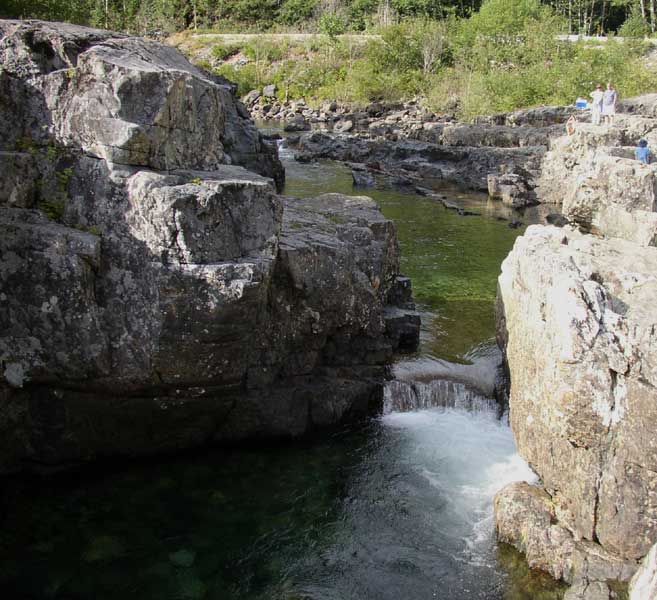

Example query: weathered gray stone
[495,482,637,586]
[334,119,353,133]
[496,224,657,582]
[619,93,657,118]
[242,89,261,105]
[0,151,37,207]
[0,209,108,387]
[350,164,375,188]
[284,114,309,132]
[487,173,536,208]
[0,21,419,472]
[125,166,281,264]
[538,126,657,245]
[0,19,283,189]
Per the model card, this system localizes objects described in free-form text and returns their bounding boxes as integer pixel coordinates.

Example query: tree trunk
[650,0,656,32]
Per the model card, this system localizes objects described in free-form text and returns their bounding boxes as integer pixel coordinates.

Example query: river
[0,142,565,599]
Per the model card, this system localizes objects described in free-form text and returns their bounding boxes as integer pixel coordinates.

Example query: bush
[618,12,649,38]
[211,43,240,61]
[215,63,259,96]
[318,12,347,38]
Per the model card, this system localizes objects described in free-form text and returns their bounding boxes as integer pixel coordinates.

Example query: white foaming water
[277,139,296,160]
[381,406,536,567]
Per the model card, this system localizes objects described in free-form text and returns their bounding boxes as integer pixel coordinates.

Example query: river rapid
[0,140,565,599]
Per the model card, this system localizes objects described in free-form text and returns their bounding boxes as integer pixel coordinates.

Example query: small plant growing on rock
[46,143,61,162]
[56,167,73,192]
[38,198,66,222]
[16,135,37,155]
[190,176,203,184]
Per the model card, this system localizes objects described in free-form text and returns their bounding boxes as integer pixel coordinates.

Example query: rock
[488,173,536,208]
[476,105,583,127]
[366,102,383,116]
[629,543,657,600]
[0,21,419,473]
[546,213,570,227]
[0,20,283,190]
[619,93,657,118]
[0,151,37,208]
[334,119,354,133]
[439,123,554,148]
[262,83,276,98]
[351,164,375,188]
[496,224,657,581]
[283,114,309,132]
[243,89,261,105]
[538,128,657,245]
[495,481,636,586]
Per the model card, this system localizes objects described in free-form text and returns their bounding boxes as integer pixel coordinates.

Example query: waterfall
[383,378,498,415]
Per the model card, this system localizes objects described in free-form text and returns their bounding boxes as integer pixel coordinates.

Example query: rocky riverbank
[246,91,586,207]
[249,90,657,224]
[0,20,419,473]
[494,95,657,599]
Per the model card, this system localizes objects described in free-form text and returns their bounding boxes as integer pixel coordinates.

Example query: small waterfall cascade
[383,378,498,414]
[383,345,505,416]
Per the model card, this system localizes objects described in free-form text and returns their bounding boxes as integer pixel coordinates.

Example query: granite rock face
[0,21,418,472]
[495,225,657,588]
[537,125,657,245]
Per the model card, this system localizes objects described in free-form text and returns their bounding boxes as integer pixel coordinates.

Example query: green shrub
[38,198,66,222]
[211,43,240,61]
[215,63,259,96]
[618,12,649,38]
[318,12,347,38]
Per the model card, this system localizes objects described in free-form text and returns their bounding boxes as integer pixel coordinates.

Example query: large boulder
[0,21,419,472]
[537,126,657,245]
[495,224,657,586]
[0,19,284,190]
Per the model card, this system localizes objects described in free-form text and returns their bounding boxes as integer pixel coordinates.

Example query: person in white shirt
[590,84,604,125]
[602,83,617,126]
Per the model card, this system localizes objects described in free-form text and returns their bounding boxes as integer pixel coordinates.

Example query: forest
[2,0,657,36]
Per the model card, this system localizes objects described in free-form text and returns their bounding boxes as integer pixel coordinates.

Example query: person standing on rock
[635,139,651,164]
[590,84,604,126]
[602,83,617,126]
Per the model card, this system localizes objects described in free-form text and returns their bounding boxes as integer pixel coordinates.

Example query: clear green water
[0,148,565,600]
[282,155,543,362]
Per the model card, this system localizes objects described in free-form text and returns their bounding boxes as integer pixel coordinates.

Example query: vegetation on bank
[4,0,657,36]
[4,0,656,119]
[173,0,656,119]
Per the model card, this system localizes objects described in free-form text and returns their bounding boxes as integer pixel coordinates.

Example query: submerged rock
[487,173,536,208]
[0,21,419,472]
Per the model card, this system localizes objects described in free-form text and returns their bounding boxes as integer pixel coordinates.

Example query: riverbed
[0,146,565,599]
